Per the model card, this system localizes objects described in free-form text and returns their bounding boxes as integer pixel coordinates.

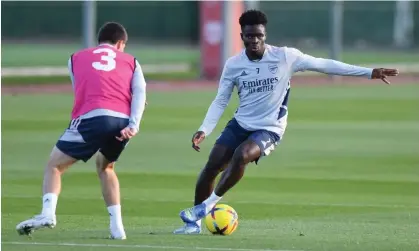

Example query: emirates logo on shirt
[241,77,279,94]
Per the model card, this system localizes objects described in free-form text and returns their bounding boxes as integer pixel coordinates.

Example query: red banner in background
[200,1,244,80]
[230,1,244,56]
[200,1,223,80]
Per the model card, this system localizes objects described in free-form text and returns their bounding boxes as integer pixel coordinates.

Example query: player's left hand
[371,68,399,85]
[116,127,138,141]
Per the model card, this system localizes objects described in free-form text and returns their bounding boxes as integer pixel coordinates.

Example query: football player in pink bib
[16,22,147,240]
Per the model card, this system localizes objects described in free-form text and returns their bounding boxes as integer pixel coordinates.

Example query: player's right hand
[192,131,206,152]
[116,127,138,141]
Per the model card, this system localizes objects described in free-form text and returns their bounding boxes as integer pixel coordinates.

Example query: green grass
[1,43,199,67]
[2,43,418,67]
[2,84,419,251]
[1,71,200,85]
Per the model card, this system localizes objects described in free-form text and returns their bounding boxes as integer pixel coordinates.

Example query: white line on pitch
[3,241,303,251]
[5,194,419,209]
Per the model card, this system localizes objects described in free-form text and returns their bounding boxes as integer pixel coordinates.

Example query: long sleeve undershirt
[197,47,373,136]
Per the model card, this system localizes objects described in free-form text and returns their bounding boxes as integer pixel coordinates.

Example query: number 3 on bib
[92,48,116,72]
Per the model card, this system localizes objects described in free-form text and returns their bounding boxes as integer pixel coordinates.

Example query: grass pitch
[2,84,419,251]
[2,43,418,67]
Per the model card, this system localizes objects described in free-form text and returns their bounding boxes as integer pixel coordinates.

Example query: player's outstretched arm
[192,64,235,152]
[116,61,147,141]
[289,48,399,84]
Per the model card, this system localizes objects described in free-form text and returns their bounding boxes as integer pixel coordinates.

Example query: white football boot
[110,231,127,240]
[109,222,127,240]
[16,214,56,236]
[173,222,202,235]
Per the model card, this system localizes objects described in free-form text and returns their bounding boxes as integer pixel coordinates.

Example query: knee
[46,146,76,173]
[46,162,66,174]
[232,145,254,165]
[96,157,115,175]
[204,158,227,174]
[46,158,71,174]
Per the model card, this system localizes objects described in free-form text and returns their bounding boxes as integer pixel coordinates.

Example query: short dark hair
[239,10,268,27]
[97,22,128,44]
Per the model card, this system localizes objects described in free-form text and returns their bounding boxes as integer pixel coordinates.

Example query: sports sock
[203,191,222,214]
[107,205,124,229]
[196,219,202,228]
[41,193,58,216]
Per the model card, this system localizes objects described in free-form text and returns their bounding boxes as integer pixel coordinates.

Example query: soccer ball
[204,204,239,235]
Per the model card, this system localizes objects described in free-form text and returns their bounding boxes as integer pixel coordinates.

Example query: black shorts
[215,118,281,163]
[56,116,129,162]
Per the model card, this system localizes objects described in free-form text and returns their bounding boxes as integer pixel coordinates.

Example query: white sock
[107,205,124,230]
[196,219,202,228]
[203,191,222,214]
[41,193,58,217]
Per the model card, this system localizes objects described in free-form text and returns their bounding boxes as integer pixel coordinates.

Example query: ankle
[107,205,123,227]
[203,191,222,213]
[41,193,58,216]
